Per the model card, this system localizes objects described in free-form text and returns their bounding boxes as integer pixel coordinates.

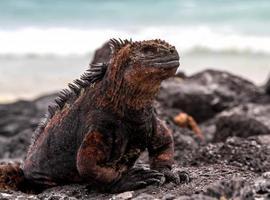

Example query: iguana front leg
[148,118,190,184]
[77,130,164,193]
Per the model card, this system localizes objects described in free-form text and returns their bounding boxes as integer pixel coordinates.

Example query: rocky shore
[0,65,270,198]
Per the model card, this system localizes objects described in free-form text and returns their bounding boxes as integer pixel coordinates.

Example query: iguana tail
[0,162,25,191]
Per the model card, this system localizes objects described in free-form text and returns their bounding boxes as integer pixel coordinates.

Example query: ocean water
[0,0,270,101]
[1,0,270,55]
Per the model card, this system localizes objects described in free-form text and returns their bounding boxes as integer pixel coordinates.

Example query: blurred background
[0,0,270,102]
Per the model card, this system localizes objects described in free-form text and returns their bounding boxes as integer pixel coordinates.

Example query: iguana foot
[108,167,165,193]
[154,167,191,185]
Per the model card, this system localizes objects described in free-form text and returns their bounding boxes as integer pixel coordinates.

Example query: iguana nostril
[170,48,175,54]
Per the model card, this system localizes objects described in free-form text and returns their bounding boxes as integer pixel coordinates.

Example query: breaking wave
[1,26,270,56]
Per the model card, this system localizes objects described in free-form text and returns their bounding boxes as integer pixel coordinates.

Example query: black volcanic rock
[91,41,112,64]
[158,70,260,122]
[266,75,270,95]
[198,171,270,199]
[0,94,57,138]
[0,100,39,137]
[0,94,57,159]
[1,129,32,159]
[33,93,58,112]
[195,135,270,173]
[212,103,270,142]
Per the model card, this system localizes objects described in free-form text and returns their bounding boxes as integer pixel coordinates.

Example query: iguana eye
[141,46,157,54]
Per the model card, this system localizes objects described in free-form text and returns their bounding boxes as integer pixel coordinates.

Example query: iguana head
[100,39,179,111]
[106,39,179,89]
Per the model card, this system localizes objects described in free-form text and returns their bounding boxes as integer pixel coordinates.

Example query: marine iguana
[0,39,189,193]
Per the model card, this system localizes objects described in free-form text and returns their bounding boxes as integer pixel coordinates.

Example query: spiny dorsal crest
[45,38,133,119]
[109,38,132,54]
[30,62,107,150]
[46,62,108,118]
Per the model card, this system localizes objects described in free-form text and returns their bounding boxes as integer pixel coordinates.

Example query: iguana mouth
[143,54,179,69]
[154,59,179,69]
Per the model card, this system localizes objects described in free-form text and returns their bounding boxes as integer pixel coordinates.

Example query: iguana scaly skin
[0,39,188,193]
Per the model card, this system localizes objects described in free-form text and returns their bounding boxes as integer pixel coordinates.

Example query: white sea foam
[1,26,270,56]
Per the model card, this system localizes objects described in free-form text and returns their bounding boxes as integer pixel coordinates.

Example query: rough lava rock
[0,94,57,138]
[33,93,58,112]
[91,41,112,64]
[265,75,270,95]
[212,103,270,142]
[173,128,200,166]
[200,171,270,199]
[0,94,57,159]
[195,135,270,173]
[0,100,39,137]
[158,70,260,122]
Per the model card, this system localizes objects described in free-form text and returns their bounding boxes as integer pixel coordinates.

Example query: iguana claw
[154,167,191,185]
[108,167,165,193]
[178,171,190,184]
